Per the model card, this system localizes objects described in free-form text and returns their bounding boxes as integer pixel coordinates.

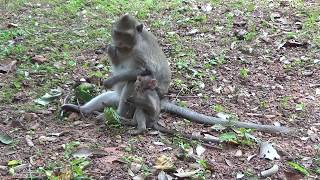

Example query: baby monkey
[126,74,160,135]
[126,75,219,144]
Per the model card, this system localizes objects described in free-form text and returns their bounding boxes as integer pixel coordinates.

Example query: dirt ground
[0,0,319,179]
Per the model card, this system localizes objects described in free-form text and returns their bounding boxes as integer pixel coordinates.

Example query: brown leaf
[7,23,18,28]
[99,155,121,164]
[154,155,176,171]
[279,40,309,49]
[68,112,80,121]
[25,135,35,147]
[225,159,233,166]
[0,60,17,73]
[32,55,47,63]
[103,147,124,156]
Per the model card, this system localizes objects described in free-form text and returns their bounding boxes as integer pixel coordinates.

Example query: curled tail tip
[61,104,80,113]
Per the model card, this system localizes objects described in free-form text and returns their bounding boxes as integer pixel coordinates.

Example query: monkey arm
[103,69,151,89]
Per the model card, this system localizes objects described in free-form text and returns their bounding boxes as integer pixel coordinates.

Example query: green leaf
[104,107,120,126]
[74,83,98,104]
[219,132,237,142]
[295,103,305,111]
[9,167,15,175]
[8,160,21,166]
[34,89,63,106]
[0,132,13,145]
[288,161,309,176]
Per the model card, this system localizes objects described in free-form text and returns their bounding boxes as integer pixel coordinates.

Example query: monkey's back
[137,30,171,96]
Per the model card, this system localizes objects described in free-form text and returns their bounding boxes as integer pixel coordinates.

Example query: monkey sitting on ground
[61,14,292,135]
[125,75,160,134]
[62,14,171,121]
[124,74,221,143]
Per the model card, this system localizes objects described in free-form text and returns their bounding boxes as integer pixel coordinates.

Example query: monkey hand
[107,44,117,57]
[103,79,115,89]
[140,68,152,76]
[126,96,135,104]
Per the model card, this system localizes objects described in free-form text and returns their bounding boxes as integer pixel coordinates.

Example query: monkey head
[112,14,144,50]
[135,75,157,92]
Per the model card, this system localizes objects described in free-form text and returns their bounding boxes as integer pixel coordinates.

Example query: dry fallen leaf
[0,60,17,73]
[98,155,121,165]
[234,150,242,157]
[247,154,257,162]
[25,135,34,147]
[38,135,57,143]
[130,162,142,173]
[72,148,93,158]
[259,142,280,160]
[261,164,279,177]
[278,40,309,49]
[154,155,176,171]
[173,168,200,178]
[225,159,233,166]
[196,145,206,157]
[32,55,47,64]
[103,147,124,156]
[7,23,18,28]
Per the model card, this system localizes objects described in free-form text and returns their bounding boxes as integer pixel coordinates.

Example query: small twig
[165,95,201,98]
[202,143,223,150]
[63,94,70,104]
[76,98,85,118]
[310,84,320,88]
[60,94,71,118]
[87,169,113,176]
[173,87,185,102]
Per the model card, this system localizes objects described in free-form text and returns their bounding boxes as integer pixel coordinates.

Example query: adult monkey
[62,14,292,135]
[62,14,171,120]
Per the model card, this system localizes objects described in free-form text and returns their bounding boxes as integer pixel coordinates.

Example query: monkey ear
[148,79,157,89]
[136,24,143,33]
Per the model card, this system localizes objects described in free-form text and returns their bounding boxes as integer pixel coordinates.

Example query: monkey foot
[129,129,147,135]
[61,104,80,113]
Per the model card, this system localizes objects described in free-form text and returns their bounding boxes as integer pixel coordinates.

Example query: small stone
[235,29,247,40]
[39,136,57,143]
[24,113,38,121]
[235,150,243,157]
[187,29,199,35]
[68,113,80,121]
[95,49,103,54]
[303,70,313,77]
[130,162,142,174]
[132,175,144,180]
[201,3,212,12]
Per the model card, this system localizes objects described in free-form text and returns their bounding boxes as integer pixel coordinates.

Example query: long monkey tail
[153,123,220,143]
[160,100,293,134]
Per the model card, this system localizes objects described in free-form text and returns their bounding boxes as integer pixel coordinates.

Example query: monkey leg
[129,108,147,135]
[117,82,136,119]
[120,117,137,126]
[61,91,119,114]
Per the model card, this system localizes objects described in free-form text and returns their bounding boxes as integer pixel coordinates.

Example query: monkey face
[112,30,136,49]
[135,75,157,92]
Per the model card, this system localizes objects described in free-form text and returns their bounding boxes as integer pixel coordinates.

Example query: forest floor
[0,0,319,179]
